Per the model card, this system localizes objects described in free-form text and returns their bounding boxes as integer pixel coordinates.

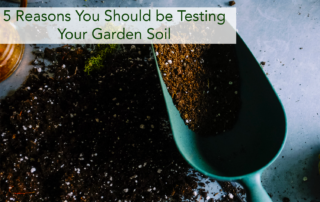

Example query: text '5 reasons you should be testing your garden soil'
[2,9,227,40]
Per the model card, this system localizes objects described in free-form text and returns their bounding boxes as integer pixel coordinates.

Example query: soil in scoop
[154,44,241,136]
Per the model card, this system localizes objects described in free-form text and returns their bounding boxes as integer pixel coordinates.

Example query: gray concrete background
[1,0,320,201]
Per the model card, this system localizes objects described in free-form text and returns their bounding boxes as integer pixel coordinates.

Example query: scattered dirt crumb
[283,197,290,202]
[229,1,236,6]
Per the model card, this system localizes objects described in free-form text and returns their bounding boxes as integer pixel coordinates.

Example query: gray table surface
[1,0,320,201]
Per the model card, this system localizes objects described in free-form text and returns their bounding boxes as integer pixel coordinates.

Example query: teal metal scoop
[152,34,287,202]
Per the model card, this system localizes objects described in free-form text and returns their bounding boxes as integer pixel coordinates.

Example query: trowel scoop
[151,34,287,201]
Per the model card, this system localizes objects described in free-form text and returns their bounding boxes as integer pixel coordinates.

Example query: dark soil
[0,44,245,201]
[218,181,246,201]
[153,44,241,136]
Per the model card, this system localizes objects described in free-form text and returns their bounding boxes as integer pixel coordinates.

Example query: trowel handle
[240,173,272,202]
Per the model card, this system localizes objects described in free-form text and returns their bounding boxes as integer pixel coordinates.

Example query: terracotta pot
[0,0,27,83]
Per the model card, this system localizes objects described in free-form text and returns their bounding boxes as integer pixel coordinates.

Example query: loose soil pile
[153,44,241,136]
[0,44,245,201]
